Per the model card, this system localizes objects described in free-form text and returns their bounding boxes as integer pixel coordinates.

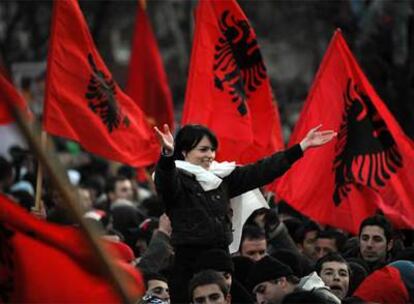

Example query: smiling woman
[153,123,336,302]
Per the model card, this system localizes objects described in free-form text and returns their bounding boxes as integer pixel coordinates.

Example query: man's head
[315,229,346,261]
[358,215,394,264]
[315,253,350,299]
[189,270,230,304]
[106,176,133,202]
[240,225,267,262]
[144,273,170,303]
[249,256,298,304]
[293,221,320,261]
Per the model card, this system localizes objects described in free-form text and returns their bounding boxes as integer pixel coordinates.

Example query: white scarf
[175,160,268,253]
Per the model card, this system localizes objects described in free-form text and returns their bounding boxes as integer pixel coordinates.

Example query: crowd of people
[1,123,413,303]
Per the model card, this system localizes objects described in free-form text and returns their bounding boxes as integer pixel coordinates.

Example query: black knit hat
[194,249,234,274]
[248,256,293,289]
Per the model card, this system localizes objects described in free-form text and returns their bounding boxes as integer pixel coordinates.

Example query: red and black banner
[276,30,414,233]
[182,0,284,164]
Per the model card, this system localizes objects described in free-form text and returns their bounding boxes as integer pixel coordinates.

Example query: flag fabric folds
[0,194,144,302]
[43,0,160,167]
[126,3,175,130]
[275,30,414,234]
[0,73,32,124]
[182,0,284,164]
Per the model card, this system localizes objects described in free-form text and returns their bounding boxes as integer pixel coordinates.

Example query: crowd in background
[1,141,413,303]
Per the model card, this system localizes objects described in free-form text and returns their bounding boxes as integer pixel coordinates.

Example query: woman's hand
[300,124,337,152]
[154,124,174,154]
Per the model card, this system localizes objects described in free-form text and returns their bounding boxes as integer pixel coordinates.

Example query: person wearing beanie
[249,256,340,304]
[249,256,298,304]
[194,249,254,303]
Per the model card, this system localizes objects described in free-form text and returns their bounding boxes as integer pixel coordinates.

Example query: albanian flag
[126,2,175,131]
[182,0,284,164]
[43,0,160,167]
[0,194,144,302]
[0,73,32,124]
[275,30,414,234]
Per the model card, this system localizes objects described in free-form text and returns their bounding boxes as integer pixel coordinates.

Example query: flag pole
[6,107,136,303]
[34,131,47,211]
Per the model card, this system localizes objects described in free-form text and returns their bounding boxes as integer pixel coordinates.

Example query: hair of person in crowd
[359,214,394,243]
[315,229,347,259]
[173,124,218,160]
[239,225,267,262]
[143,272,170,304]
[189,270,230,304]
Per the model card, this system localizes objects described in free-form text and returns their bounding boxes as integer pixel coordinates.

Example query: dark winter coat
[154,144,303,248]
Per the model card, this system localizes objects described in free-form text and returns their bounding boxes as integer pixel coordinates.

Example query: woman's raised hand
[154,124,174,154]
[300,124,337,151]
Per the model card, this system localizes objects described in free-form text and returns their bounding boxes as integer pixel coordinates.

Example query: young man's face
[240,238,267,262]
[299,230,318,260]
[319,261,350,299]
[315,238,337,260]
[253,278,293,304]
[192,284,230,304]
[146,279,170,303]
[112,179,133,201]
[359,225,391,263]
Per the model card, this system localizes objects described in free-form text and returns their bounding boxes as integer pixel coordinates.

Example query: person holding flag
[153,123,336,302]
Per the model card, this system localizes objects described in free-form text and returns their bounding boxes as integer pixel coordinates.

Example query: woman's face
[184,136,216,170]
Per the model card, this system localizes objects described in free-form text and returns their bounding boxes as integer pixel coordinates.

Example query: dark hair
[189,270,229,300]
[174,124,218,160]
[143,272,168,289]
[240,225,266,247]
[105,175,130,194]
[316,229,347,252]
[293,220,320,244]
[359,215,393,243]
[315,252,350,276]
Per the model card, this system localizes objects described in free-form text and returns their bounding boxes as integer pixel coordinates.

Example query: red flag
[0,194,144,302]
[126,3,175,131]
[275,30,414,233]
[0,73,32,124]
[182,0,283,164]
[43,0,160,167]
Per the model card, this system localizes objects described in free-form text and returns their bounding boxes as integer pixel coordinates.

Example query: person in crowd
[249,256,300,304]
[154,123,336,302]
[239,225,268,262]
[293,220,320,262]
[95,175,134,211]
[189,270,231,304]
[141,272,170,304]
[137,213,174,275]
[345,214,395,273]
[315,253,350,300]
[315,229,347,260]
[249,255,340,304]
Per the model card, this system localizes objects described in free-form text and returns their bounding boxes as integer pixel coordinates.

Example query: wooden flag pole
[6,106,136,303]
[34,131,47,211]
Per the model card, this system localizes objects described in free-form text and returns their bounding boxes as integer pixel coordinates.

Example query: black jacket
[155,144,303,247]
